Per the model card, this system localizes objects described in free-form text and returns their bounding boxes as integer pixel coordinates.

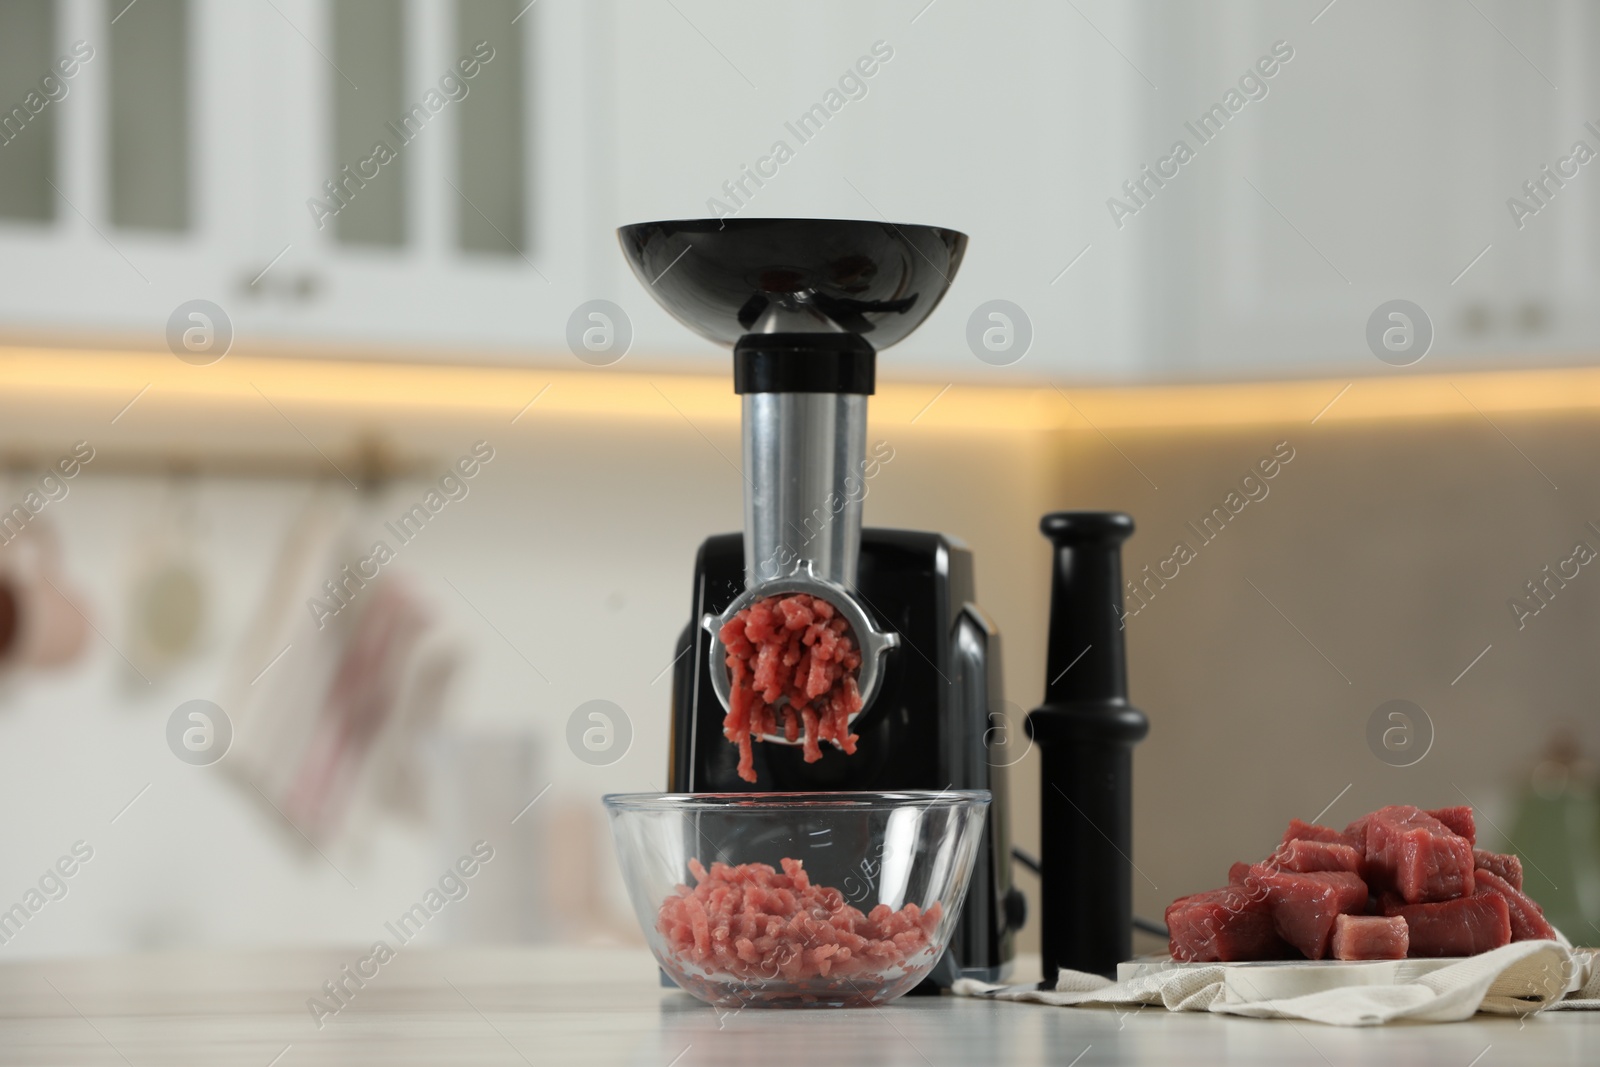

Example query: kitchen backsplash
[0,403,1595,958]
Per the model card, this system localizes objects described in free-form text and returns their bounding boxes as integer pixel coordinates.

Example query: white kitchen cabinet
[0,0,589,361]
[0,1,1594,382]
[1118,0,1597,381]
[602,0,1600,383]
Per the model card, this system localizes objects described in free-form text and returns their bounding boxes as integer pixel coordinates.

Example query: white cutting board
[1117,954,1465,1000]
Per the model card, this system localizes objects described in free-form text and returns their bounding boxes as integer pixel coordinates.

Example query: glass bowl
[603,790,991,1008]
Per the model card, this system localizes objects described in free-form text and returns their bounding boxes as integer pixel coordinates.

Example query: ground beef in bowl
[657,858,942,1004]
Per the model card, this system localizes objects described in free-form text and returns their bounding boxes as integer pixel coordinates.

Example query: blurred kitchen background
[1,0,1598,963]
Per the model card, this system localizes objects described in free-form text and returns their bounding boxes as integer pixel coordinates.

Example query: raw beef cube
[1343,813,1373,851]
[1341,813,1383,887]
[1473,868,1555,942]
[1166,885,1289,963]
[1266,838,1363,875]
[1228,861,1251,886]
[1282,818,1354,847]
[1426,806,1476,845]
[1474,849,1523,890]
[1365,805,1475,903]
[1389,892,1510,957]
[1330,914,1409,961]
[1246,868,1368,960]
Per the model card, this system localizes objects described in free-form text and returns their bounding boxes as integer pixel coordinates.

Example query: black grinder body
[670,529,1021,985]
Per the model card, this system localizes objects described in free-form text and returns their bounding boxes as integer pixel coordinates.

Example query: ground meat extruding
[657,858,942,986]
[719,594,864,783]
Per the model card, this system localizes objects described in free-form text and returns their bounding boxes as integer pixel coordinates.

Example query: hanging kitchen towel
[222,487,460,846]
[953,940,1597,1025]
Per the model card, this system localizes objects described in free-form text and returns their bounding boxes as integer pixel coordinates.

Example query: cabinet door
[1127,0,1584,381]
[605,0,1140,379]
[265,0,562,360]
[0,0,249,339]
[210,0,569,360]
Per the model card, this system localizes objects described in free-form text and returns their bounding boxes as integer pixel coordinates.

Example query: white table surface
[0,945,1595,1066]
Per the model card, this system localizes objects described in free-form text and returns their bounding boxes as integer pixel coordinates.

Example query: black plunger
[1026,512,1149,983]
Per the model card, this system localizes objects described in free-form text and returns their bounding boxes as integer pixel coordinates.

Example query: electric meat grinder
[617,218,1022,985]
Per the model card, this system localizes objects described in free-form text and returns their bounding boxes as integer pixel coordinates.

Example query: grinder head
[617,218,967,348]
[699,559,900,726]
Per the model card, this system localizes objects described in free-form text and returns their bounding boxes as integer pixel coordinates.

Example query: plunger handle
[1027,512,1149,983]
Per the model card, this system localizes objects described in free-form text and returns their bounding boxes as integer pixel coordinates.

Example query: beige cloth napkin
[953,942,1599,1026]
[1549,945,1600,1010]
